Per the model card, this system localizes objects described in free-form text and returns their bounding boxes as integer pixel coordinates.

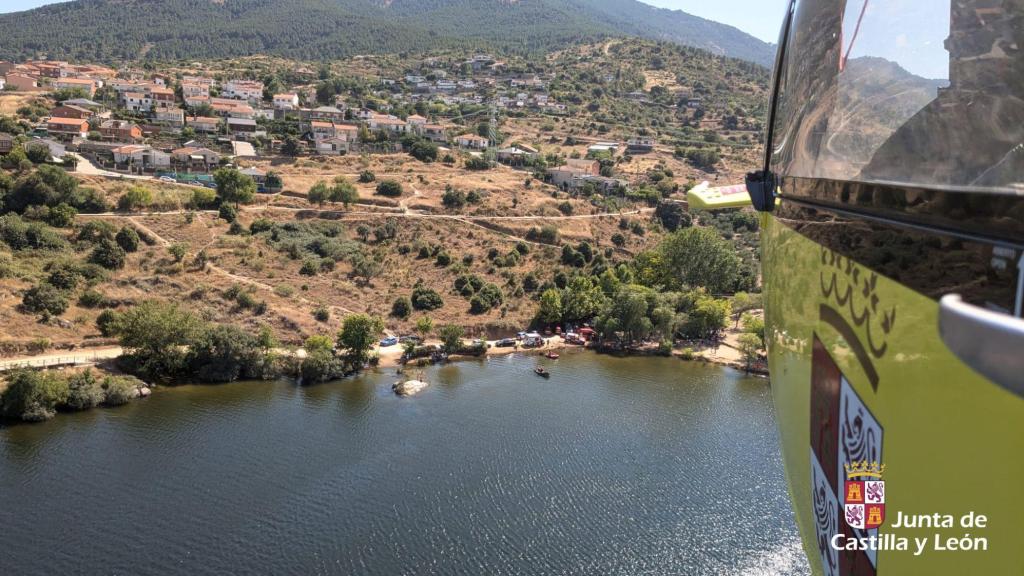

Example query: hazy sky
[0,0,790,41]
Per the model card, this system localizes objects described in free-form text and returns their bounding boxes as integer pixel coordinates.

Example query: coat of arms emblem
[843,461,885,530]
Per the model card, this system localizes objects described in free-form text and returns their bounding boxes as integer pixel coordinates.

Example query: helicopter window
[771,0,1024,195]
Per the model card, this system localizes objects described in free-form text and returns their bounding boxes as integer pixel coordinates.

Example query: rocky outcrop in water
[392,379,428,397]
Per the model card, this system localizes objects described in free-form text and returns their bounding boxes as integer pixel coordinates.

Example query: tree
[595,284,654,344]
[281,136,301,156]
[214,167,256,205]
[96,309,121,337]
[89,239,126,269]
[415,316,433,339]
[741,312,766,349]
[358,170,375,183]
[47,203,77,227]
[22,284,68,316]
[538,288,563,324]
[391,296,412,319]
[331,176,358,207]
[681,293,731,340]
[409,139,438,162]
[411,285,444,311]
[375,179,403,197]
[737,333,763,371]
[561,276,605,322]
[658,227,742,294]
[437,324,464,353]
[116,301,203,380]
[115,226,140,252]
[0,370,69,422]
[168,242,188,262]
[442,186,466,209]
[654,201,691,232]
[305,334,334,354]
[337,313,384,364]
[187,324,267,383]
[307,180,331,206]
[65,369,105,411]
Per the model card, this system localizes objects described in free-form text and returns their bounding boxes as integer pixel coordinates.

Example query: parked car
[495,338,516,347]
[398,335,422,344]
[379,336,398,347]
[158,176,176,183]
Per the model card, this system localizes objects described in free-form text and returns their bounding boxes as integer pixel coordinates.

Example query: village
[0,53,692,187]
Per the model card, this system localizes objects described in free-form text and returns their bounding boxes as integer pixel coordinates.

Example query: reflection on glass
[773,0,1024,193]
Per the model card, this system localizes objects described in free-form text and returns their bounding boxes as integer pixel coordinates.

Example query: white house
[315,137,349,156]
[273,93,299,110]
[455,134,489,149]
[223,80,264,103]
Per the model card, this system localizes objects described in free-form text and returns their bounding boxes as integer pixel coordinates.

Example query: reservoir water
[0,352,809,575]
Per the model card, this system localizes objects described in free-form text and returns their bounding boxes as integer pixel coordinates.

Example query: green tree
[89,238,126,270]
[22,284,68,316]
[561,276,605,322]
[116,301,203,380]
[168,242,188,262]
[65,369,104,411]
[391,296,412,319]
[0,370,69,422]
[336,313,384,364]
[214,167,256,206]
[538,288,563,324]
[115,226,140,252]
[307,180,331,206]
[187,324,267,383]
[681,293,731,340]
[305,334,334,354]
[657,227,742,294]
[415,316,433,339]
[375,179,403,197]
[437,324,464,353]
[737,333,763,371]
[595,284,654,344]
[331,176,359,207]
[741,312,766,348]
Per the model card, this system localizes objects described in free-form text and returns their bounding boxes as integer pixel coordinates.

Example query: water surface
[0,352,809,575]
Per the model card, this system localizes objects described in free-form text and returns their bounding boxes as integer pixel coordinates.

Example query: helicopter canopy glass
[770,0,1024,194]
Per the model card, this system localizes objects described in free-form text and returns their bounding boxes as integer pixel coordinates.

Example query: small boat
[534,367,550,378]
[545,351,560,359]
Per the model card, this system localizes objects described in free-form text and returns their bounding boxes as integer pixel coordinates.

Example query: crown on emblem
[845,460,885,479]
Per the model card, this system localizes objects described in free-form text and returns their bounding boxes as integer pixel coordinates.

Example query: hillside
[0,0,774,66]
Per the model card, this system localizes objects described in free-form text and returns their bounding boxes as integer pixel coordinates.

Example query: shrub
[90,239,127,269]
[78,288,107,308]
[435,251,451,267]
[411,286,444,311]
[358,170,376,183]
[313,305,330,322]
[190,187,217,209]
[299,259,319,276]
[101,376,140,406]
[96,309,121,336]
[46,266,79,290]
[168,242,188,263]
[250,218,274,234]
[442,187,466,209]
[375,180,403,197]
[115,226,140,252]
[22,284,68,316]
[48,203,77,227]
[0,370,69,422]
[218,203,238,223]
[65,369,104,411]
[117,186,152,211]
[391,296,412,319]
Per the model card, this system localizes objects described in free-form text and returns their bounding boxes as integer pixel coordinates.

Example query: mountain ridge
[0,0,775,66]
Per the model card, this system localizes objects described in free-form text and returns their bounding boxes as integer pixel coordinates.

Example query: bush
[250,218,274,234]
[22,284,68,316]
[96,309,121,336]
[375,180,403,197]
[117,186,151,211]
[442,187,466,209]
[435,251,451,267]
[78,288,107,308]
[168,242,188,263]
[46,266,79,290]
[358,170,376,183]
[48,203,77,227]
[90,239,127,269]
[300,259,319,276]
[469,283,503,314]
[190,187,217,209]
[102,375,141,406]
[313,305,330,322]
[411,286,444,311]
[300,349,345,384]
[0,370,69,422]
[391,296,412,319]
[218,203,238,223]
[115,226,140,252]
[65,369,104,411]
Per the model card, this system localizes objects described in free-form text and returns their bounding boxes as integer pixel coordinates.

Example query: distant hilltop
[0,0,775,67]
